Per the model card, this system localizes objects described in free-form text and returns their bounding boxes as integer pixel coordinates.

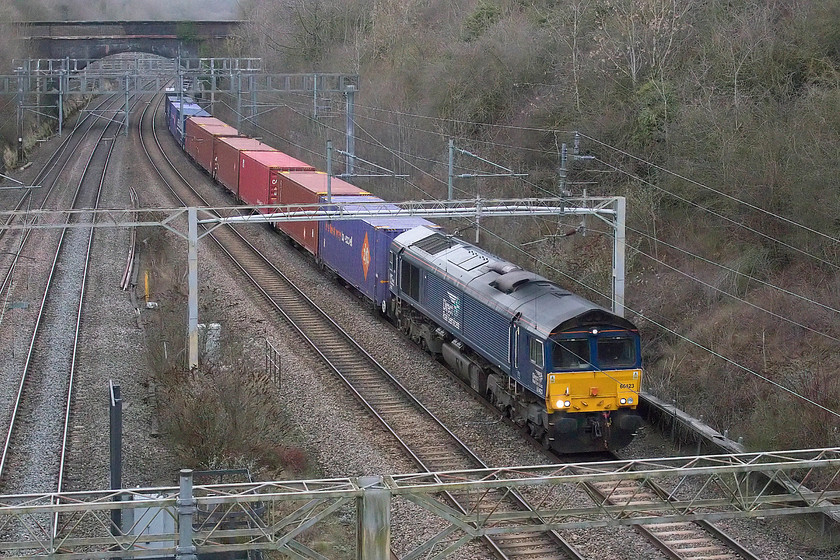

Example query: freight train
[166,94,644,453]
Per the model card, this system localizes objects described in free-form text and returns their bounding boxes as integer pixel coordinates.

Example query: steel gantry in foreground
[0,448,838,559]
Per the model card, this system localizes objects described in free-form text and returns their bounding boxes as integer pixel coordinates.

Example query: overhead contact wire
[479,228,840,420]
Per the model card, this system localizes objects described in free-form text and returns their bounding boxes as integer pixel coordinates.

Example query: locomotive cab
[509,315,642,452]
[389,225,644,453]
[545,326,641,414]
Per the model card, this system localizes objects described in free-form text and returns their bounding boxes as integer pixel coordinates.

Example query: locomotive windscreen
[553,338,591,370]
[597,337,636,368]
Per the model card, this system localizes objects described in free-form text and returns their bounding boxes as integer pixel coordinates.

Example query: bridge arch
[18,21,241,69]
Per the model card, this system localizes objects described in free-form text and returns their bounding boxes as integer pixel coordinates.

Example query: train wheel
[541,433,552,450]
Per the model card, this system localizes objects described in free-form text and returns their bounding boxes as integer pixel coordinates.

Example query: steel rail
[583,454,762,560]
[58,107,123,495]
[0,91,141,488]
[119,186,138,290]
[0,94,127,306]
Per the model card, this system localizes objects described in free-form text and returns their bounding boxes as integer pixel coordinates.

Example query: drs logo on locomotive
[442,292,462,330]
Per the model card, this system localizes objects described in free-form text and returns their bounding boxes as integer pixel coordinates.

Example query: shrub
[158,363,293,471]
[463,0,503,42]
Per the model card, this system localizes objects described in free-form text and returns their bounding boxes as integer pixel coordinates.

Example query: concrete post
[313,74,318,119]
[613,196,626,317]
[58,67,65,137]
[176,470,197,560]
[357,476,390,560]
[558,142,567,194]
[210,60,216,112]
[177,56,185,147]
[250,74,257,130]
[124,74,129,135]
[475,196,481,244]
[345,85,356,175]
[188,208,199,369]
[326,140,333,204]
[236,71,242,131]
[16,67,24,163]
[448,139,454,200]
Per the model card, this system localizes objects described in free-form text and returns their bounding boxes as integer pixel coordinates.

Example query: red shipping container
[214,137,278,197]
[238,151,317,218]
[275,171,369,255]
[184,118,239,174]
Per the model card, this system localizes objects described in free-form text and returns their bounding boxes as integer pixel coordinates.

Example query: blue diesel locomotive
[387,226,643,453]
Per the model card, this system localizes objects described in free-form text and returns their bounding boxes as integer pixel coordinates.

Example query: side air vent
[491,270,537,294]
[412,233,454,255]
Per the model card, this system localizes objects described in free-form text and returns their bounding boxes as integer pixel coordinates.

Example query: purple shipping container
[168,101,209,145]
[165,93,194,121]
[277,172,368,255]
[164,93,191,122]
[318,196,437,308]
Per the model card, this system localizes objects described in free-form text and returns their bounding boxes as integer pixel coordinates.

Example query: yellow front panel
[545,369,642,413]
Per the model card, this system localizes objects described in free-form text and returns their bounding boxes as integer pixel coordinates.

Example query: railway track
[0,93,131,308]
[0,91,133,494]
[140,93,590,560]
[572,450,761,560]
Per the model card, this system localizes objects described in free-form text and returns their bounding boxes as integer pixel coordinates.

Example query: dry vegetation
[228,0,840,451]
[137,226,353,555]
[138,226,314,479]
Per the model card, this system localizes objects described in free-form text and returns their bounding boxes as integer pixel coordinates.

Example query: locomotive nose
[556,418,579,433]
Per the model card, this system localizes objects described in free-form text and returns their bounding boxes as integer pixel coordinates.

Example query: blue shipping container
[168,102,209,145]
[164,93,194,122]
[318,196,435,307]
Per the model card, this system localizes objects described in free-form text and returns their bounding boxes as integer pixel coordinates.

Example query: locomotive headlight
[555,399,565,409]
[620,398,627,405]
[591,328,599,335]
[628,397,633,404]
[564,400,571,408]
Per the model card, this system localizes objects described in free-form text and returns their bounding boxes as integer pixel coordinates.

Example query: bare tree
[593,0,691,88]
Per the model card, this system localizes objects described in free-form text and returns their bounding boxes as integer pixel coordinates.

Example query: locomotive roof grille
[412,232,455,255]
